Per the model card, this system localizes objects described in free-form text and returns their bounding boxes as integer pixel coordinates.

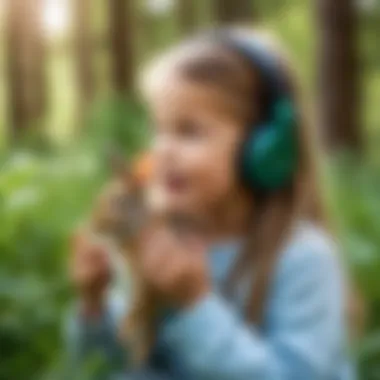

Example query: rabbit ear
[132,152,154,186]
[108,151,153,188]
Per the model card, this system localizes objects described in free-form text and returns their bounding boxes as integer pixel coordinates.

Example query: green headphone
[220,33,299,191]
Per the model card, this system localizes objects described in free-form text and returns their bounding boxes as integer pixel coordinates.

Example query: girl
[67,28,354,379]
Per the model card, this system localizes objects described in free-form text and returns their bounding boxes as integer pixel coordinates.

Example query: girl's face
[149,77,246,218]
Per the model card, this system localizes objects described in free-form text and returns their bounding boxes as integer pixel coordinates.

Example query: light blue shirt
[65,222,355,379]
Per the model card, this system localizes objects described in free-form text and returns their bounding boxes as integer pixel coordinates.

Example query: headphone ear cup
[240,100,298,191]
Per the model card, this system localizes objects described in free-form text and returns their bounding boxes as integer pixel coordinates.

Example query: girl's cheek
[204,166,235,201]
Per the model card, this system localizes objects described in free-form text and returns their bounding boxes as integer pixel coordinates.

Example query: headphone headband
[214,31,291,111]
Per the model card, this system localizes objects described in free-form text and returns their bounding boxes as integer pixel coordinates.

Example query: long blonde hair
[142,28,327,326]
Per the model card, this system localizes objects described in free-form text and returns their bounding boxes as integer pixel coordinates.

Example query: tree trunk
[316,0,361,150]
[73,0,95,106]
[7,0,25,136]
[28,0,46,120]
[178,0,197,36]
[109,0,135,94]
[6,0,46,139]
[215,0,255,24]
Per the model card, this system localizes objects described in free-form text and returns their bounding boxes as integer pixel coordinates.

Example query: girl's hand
[141,228,210,308]
[70,232,112,315]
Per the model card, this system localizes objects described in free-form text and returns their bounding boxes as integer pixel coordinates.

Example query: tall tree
[316,0,361,150]
[6,0,46,138]
[215,0,255,24]
[109,0,135,94]
[28,0,46,120]
[178,0,197,36]
[7,0,27,136]
[73,0,95,106]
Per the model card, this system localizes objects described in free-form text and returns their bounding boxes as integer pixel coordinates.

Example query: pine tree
[316,0,361,150]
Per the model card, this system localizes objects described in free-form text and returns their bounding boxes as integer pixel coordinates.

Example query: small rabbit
[90,154,162,364]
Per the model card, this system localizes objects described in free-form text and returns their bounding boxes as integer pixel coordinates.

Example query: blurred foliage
[325,155,380,380]
[0,149,102,379]
[0,98,148,380]
[0,0,379,379]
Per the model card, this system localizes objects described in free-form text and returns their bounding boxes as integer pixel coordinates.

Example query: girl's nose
[153,134,179,163]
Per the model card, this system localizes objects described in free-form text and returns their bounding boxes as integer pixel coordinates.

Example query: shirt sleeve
[163,238,349,380]
[63,290,129,377]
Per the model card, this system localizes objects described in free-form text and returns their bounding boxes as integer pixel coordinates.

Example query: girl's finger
[158,257,186,290]
[145,227,179,257]
[185,234,206,253]
[142,230,187,284]
[141,237,173,278]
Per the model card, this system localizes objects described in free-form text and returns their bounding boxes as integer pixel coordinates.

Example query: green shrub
[0,99,147,379]
[326,155,380,380]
